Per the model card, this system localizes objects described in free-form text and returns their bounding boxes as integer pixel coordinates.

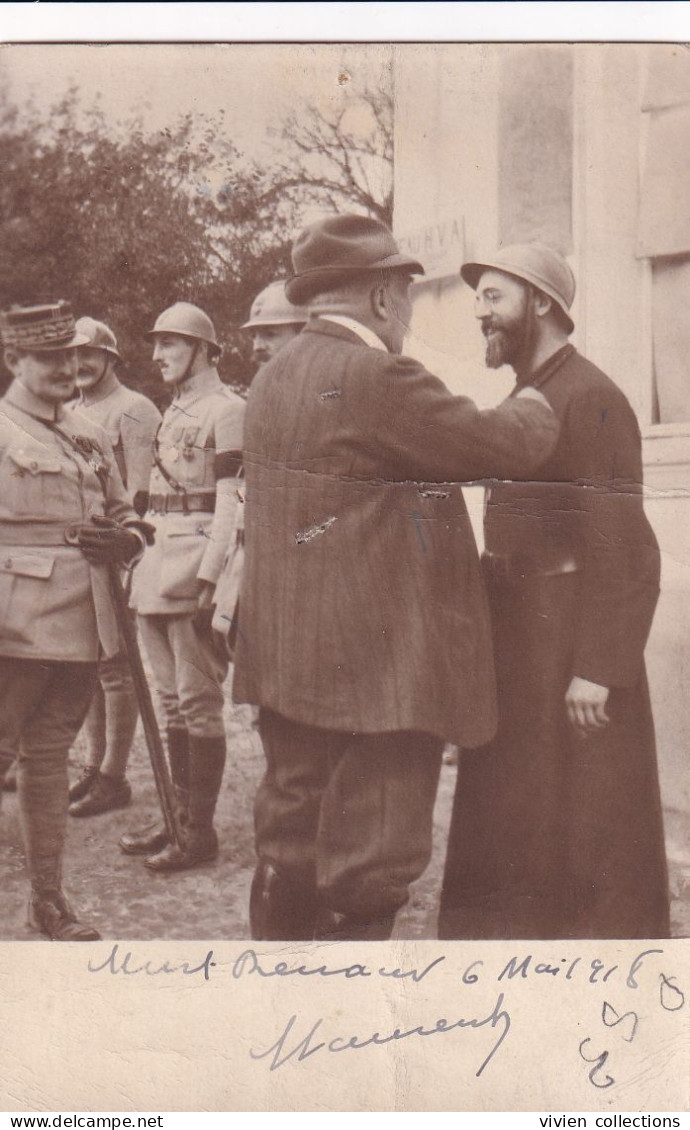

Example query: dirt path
[1,686,688,940]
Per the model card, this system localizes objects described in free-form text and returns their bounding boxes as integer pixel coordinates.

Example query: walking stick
[108,566,184,851]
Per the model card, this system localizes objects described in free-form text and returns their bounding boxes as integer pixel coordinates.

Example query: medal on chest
[73,434,107,479]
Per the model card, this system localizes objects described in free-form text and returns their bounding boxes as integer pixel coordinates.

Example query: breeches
[0,657,97,890]
[137,614,228,738]
[255,708,443,919]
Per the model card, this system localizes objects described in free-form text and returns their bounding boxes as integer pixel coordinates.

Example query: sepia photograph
[1,25,689,1113]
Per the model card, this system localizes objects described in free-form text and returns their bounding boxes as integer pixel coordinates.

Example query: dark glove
[132,490,150,519]
[77,515,143,566]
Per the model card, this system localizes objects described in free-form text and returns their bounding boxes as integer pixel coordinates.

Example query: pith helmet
[75,316,121,360]
[241,281,309,330]
[461,243,576,333]
[145,302,220,354]
[0,301,90,351]
[286,213,425,306]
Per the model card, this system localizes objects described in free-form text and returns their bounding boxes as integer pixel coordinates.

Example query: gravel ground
[1,678,688,941]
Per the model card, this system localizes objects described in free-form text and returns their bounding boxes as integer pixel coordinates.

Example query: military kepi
[0,301,89,351]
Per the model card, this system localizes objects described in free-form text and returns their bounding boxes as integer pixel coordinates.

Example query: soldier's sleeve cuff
[122,522,151,568]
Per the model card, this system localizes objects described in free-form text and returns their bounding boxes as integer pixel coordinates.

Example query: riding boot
[249,860,319,941]
[313,906,397,941]
[119,727,189,854]
[145,734,225,872]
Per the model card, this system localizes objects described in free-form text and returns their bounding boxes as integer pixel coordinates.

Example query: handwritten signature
[249,993,511,1077]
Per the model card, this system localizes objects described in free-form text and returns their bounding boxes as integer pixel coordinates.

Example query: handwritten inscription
[88,943,215,981]
[249,993,511,1078]
[232,948,445,982]
[84,944,686,1089]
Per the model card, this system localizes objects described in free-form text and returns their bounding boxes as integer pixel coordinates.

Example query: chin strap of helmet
[175,338,202,389]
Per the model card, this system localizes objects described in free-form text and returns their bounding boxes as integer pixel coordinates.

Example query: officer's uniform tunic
[130,367,245,737]
[70,369,162,498]
[0,379,143,891]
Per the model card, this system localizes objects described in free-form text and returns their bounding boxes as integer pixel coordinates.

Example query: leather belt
[482,551,578,583]
[148,492,216,514]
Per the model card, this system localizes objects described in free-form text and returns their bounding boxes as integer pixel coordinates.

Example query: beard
[483,301,537,370]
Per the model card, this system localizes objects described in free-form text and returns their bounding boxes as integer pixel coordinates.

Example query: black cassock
[439,344,670,940]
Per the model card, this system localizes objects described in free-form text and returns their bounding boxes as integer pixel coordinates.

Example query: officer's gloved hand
[132,490,150,518]
[77,515,143,566]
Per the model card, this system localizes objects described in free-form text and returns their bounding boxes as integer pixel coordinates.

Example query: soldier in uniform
[67,317,162,817]
[241,280,308,368]
[120,302,245,872]
[213,281,307,649]
[0,301,149,940]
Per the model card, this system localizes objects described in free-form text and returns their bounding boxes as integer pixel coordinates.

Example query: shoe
[144,829,218,873]
[68,765,98,804]
[2,761,17,792]
[69,772,132,818]
[28,889,101,941]
[119,820,170,856]
[249,860,318,941]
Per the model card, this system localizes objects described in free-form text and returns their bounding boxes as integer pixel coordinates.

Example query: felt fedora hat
[0,301,90,351]
[285,213,425,305]
[461,242,576,333]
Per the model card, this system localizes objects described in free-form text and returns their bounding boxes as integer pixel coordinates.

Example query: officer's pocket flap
[8,449,62,475]
[165,518,211,540]
[0,553,55,579]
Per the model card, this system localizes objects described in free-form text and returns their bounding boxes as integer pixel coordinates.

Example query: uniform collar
[515,343,575,391]
[77,368,121,407]
[318,315,388,353]
[4,379,67,423]
[173,366,222,402]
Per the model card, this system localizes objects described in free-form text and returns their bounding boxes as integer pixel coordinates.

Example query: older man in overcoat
[232,213,560,941]
[438,243,670,940]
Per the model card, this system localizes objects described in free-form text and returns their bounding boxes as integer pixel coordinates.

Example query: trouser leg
[253,711,443,941]
[315,728,443,939]
[0,658,97,893]
[143,615,228,873]
[99,651,139,780]
[81,680,106,770]
[251,709,327,939]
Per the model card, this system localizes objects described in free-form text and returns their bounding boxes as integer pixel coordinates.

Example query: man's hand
[191,580,216,635]
[77,515,142,566]
[565,676,610,738]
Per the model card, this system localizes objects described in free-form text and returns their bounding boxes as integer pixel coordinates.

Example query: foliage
[0,89,293,399]
[0,78,395,401]
[265,84,394,226]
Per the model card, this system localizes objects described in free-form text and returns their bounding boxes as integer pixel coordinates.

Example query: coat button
[30,460,38,472]
[4,558,12,569]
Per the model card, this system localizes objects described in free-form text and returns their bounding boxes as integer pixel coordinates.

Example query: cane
[107,566,184,851]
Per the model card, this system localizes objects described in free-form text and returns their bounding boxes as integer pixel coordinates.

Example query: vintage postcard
[0,32,689,1113]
